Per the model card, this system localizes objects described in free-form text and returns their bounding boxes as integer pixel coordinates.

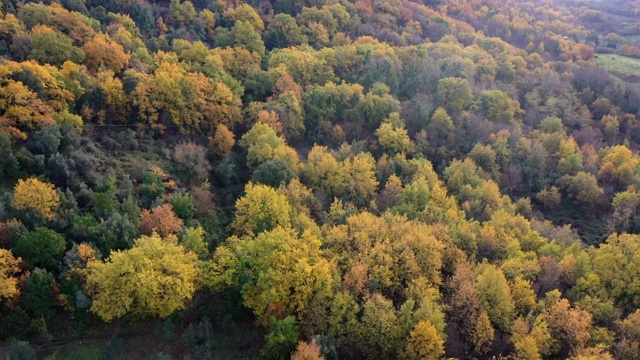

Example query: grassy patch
[42,341,104,360]
[595,54,640,88]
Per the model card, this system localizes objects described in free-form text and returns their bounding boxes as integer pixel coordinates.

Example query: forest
[1,0,640,358]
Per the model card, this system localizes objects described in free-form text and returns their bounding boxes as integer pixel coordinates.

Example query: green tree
[328,291,360,350]
[476,263,515,331]
[240,122,300,173]
[224,4,264,32]
[13,227,66,269]
[480,90,521,123]
[437,77,474,113]
[169,192,196,221]
[262,316,299,360]
[22,268,55,318]
[357,294,402,359]
[232,21,266,58]
[181,227,208,259]
[265,14,308,49]
[589,233,640,312]
[560,172,603,206]
[28,25,85,66]
[252,159,296,188]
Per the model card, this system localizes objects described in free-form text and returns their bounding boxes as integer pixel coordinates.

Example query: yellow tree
[208,124,235,157]
[304,145,345,196]
[0,249,21,304]
[239,122,301,173]
[85,233,199,322]
[376,112,413,155]
[11,178,60,220]
[207,227,333,326]
[231,182,292,237]
[342,152,379,208]
[403,321,445,360]
[83,34,130,73]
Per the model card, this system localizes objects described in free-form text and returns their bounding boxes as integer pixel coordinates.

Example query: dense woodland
[2,0,640,358]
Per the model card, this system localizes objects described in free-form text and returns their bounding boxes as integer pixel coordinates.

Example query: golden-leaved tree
[85,233,199,321]
[206,226,334,327]
[11,177,60,220]
[0,249,21,306]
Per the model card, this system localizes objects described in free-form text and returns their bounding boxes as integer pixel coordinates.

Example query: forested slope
[1,0,640,359]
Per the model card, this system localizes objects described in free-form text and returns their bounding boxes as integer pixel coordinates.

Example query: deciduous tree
[85,233,199,321]
[11,178,60,220]
[139,204,184,237]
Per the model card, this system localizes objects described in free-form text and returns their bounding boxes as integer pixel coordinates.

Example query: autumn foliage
[139,204,184,237]
[11,178,60,220]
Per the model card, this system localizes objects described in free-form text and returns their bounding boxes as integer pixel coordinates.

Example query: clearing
[594,53,640,88]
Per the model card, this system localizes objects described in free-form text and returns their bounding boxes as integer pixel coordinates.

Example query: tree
[262,316,299,360]
[85,233,199,322]
[324,212,443,295]
[169,192,196,221]
[304,145,345,196]
[167,0,196,28]
[480,90,521,123]
[13,227,66,269]
[357,294,402,359]
[511,276,537,316]
[11,178,60,220]
[476,263,515,332]
[232,21,266,58]
[83,34,129,73]
[22,267,55,318]
[560,172,603,206]
[291,338,324,360]
[208,124,235,157]
[469,144,499,178]
[224,4,264,33]
[231,182,292,237]
[139,204,184,238]
[599,145,640,189]
[28,24,85,66]
[403,321,445,360]
[252,159,296,188]
[173,142,211,187]
[343,152,379,207]
[541,293,592,356]
[240,122,300,173]
[207,227,333,326]
[0,249,21,303]
[437,77,474,113]
[470,309,495,356]
[132,61,240,133]
[376,112,413,154]
[590,233,640,312]
[265,14,308,49]
[181,227,208,259]
[328,292,360,351]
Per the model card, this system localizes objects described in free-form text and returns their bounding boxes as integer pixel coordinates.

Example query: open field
[594,53,640,88]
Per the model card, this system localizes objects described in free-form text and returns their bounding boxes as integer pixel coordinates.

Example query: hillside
[1,0,640,359]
